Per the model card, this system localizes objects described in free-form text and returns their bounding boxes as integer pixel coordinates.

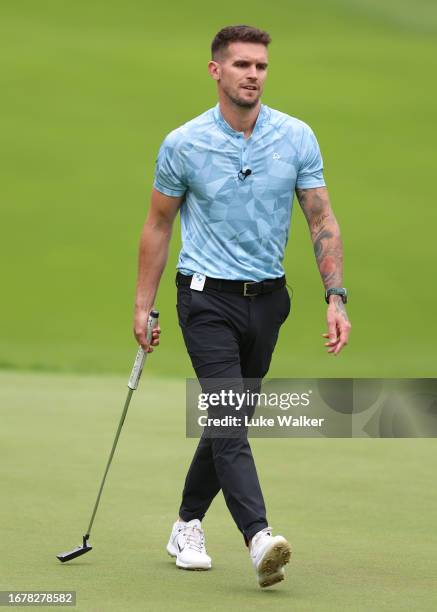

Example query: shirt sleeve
[296,124,326,189]
[153,132,187,197]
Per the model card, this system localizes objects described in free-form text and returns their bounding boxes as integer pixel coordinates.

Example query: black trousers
[176,275,291,544]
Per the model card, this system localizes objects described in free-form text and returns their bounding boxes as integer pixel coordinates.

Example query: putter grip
[128,309,159,390]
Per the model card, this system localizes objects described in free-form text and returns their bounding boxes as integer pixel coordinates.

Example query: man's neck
[218,97,261,139]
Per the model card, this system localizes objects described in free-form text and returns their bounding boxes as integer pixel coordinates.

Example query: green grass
[1,0,437,378]
[1,5,436,605]
[1,370,437,611]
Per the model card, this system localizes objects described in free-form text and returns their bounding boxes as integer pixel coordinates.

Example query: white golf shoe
[166,519,212,570]
[250,527,291,588]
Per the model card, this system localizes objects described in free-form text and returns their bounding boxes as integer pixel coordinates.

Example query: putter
[56,309,159,563]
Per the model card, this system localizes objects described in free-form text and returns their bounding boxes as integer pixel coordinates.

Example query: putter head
[56,535,92,563]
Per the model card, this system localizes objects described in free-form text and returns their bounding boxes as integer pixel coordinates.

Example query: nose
[247,64,258,80]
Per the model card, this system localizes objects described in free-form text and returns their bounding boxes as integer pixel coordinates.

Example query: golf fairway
[1,371,436,611]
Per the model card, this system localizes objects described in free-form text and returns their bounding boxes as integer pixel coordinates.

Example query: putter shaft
[56,310,159,562]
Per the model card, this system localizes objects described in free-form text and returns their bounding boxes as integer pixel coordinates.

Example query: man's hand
[133,309,161,353]
[322,297,351,355]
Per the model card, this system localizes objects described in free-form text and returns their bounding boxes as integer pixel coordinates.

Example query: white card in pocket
[190,273,206,291]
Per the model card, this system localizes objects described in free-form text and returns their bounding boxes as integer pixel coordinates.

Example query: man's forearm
[135,220,172,313]
[296,187,343,290]
[310,214,343,290]
[296,186,351,351]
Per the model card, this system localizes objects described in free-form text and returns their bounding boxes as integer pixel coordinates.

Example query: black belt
[176,272,286,297]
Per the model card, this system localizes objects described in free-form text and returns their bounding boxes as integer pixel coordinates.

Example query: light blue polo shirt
[154,103,326,281]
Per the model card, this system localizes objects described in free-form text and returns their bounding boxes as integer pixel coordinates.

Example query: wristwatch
[325,287,348,304]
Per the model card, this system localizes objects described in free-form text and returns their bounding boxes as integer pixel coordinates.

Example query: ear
[208,60,220,81]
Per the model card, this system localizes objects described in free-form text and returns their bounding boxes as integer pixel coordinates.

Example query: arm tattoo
[296,187,343,290]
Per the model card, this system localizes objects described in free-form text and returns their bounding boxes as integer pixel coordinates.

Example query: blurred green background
[1,0,436,377]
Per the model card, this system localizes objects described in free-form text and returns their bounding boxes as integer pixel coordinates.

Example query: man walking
[134,25,351,588]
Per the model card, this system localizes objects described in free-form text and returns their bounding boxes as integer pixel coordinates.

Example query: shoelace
[183,526,204,552]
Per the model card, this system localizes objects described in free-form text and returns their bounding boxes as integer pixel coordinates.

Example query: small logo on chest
[272,152,280,160]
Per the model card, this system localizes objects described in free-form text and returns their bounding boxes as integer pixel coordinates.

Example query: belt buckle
[243,281,258,297]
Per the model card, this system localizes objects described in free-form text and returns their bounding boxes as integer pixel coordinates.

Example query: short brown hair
[211,25,271,59]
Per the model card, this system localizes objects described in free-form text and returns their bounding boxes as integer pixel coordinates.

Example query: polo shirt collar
[213,103,269,137]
